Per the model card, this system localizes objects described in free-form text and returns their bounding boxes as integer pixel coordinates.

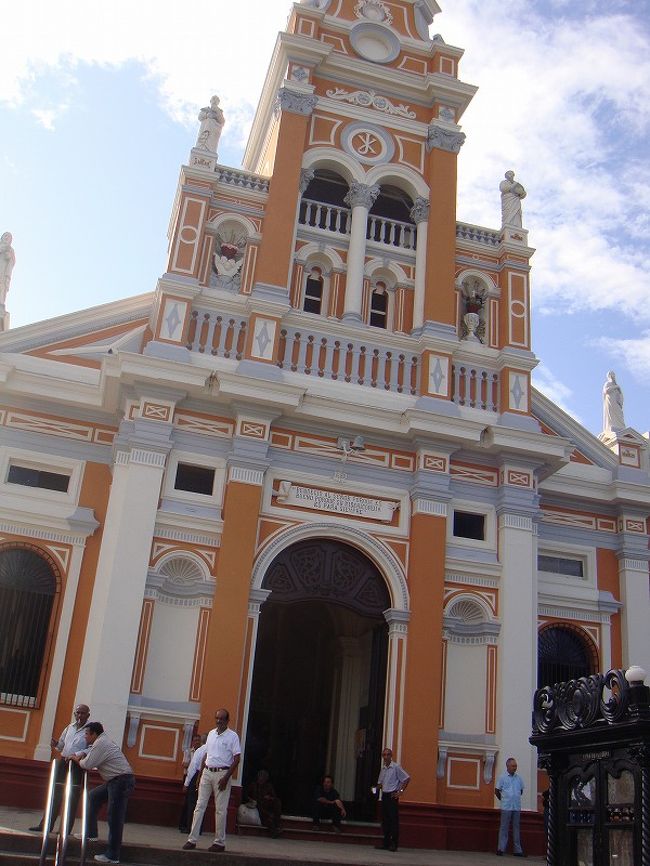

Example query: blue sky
[1,0,649,438]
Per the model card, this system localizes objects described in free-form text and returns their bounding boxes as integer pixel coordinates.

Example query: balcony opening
[299,169,350,234]
[303,267,324,314]
[369,283,388,329]
[368,185,416,249]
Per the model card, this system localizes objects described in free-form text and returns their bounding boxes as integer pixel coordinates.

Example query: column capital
[248,588,272,617]
[275,88,318,116]
[410,196,430,224]
[344,181,380,209]
[299,167,315,194]
[426,122,466,154]
[384,607,410,634]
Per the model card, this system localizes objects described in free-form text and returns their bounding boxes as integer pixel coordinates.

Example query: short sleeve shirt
[496,771,524,810]
[205,727,241,769]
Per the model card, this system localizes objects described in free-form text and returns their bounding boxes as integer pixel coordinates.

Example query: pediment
[532,388,618,471]
[0,295,153,370]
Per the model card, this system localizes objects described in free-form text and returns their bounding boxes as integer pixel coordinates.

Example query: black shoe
[375,844,389,849]
[388,844,397,852]
[513,853,526,858]
[496,851,503,856]
[29,826,44,833]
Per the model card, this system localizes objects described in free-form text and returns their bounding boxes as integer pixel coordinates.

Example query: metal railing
[38,759,88,866]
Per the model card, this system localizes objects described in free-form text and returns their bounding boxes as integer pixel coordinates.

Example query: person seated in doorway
[246,769,281,837]
[312,774,346,832]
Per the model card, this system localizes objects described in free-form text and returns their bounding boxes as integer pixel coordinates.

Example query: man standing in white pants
[182,709,241,853]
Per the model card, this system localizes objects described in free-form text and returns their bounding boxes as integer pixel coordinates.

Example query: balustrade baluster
[296,332,309,373]
[304,335,315,374]
[332,341,341,380]
[469,367,477,408]
[370,349,379,387]
[357,345,367,385]
[290,331,300,372]
[277,329,288,369]
[318,337,330,377]
[409,356,419,395]
[186,311,198,350]
[198,313,210,353]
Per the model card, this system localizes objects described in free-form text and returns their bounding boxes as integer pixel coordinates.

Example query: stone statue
[602,371,625,432]
[499,170,527,228]
[196,96,225,153]
[0,232,15,304]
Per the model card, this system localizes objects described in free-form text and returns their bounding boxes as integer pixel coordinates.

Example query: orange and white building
[1,0,648,853]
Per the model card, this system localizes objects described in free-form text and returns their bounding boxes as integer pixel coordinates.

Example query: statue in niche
[499,170,527,228]
[460,279,486,343]
[196,96,225,153]
[210,230,247,290]
[602,370,626,432]
[0,232,15,305]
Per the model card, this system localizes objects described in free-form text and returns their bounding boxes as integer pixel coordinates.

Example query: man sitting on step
[312,774,346,833]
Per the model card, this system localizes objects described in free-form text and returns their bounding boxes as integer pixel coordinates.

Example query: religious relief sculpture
[354,0,393,25]
[211,230,247,290]
[196,96,225,153]
[460,278,486,343]
[0,232,15,305]
[602,370,626,433]
[499,170,527,228]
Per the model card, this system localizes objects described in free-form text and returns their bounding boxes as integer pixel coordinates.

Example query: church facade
[1,0,649,853]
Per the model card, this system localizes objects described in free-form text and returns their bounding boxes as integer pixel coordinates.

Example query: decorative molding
[412,498,447,517]
[0,520,94,547]
[344,181,381,210]
[410,197,429,224]
[276,89,318,116]
[228,465,265,486]
[152,526,220,547]
[618,557,649,572]
[426,124,466,154]
[538,606,613,625]
[499,513,534,532]
[445,573,499,588]
[355,0,393,25]
[299,168,315,195]
[325,87,414,119]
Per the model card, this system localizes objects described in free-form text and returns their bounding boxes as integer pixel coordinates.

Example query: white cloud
[595,333,650,378]
[533,363,583,423]
[3,0,650,359]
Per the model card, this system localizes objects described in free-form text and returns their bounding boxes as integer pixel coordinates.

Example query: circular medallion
[349,22,400,64]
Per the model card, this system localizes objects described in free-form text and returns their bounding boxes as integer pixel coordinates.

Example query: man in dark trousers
[376,747,410,852]
[71,722,135,864]
[312,775,346,832]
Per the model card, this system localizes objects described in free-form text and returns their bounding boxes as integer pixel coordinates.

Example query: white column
[618,555,650,673]
[239,588,271,778]
[75,437,170,741]
[383,609,409,757]
[332,637,362,800]
[410,197,429,331]
[497,510,537,810]
[342,182,379,321]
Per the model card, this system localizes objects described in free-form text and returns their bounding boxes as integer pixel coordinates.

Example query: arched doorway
[244,538,391,818]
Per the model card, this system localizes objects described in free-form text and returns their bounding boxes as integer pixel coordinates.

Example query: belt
[206,766,229,771]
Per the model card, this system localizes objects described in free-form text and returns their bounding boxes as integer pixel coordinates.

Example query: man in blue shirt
[375,748,410,852]
[495,756,525,857]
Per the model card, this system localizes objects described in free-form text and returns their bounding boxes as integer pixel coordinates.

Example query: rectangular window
[538,554,584,578]
[174,463,215,496]
[369,291,388,329]
[303,276,323,314]
[453,511,485,540]
[7,464,70,493]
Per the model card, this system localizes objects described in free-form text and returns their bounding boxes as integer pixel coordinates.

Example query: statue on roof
[196,96,225,154]
[499,170,527,228]
[0,232,15,305]
[602,370,626,433]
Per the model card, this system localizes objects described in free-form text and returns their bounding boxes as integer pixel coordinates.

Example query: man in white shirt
[376,747,410,852]
[182,709,241,853]
[495,756,525,857]
[29,703,91,834]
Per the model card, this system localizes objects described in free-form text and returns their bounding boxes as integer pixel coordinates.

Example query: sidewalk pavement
[0,806,543,865]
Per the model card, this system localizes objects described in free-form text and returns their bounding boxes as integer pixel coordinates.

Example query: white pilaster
[35,541,92,760]
[618,556,650,673]
[75,440,170,742]
[342,183,379,321]
[410,198,429,330]
[497,511,537,810]
[383,609,409,759]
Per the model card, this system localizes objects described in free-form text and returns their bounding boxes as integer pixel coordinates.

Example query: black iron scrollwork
[600,668,630,724]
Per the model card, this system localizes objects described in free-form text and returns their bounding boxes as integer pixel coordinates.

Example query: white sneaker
[94,855,119,864]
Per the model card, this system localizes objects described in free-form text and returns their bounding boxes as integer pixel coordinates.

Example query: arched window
[538,624,598,689]
[303,267,324,314]
[0,546,58,707]
[369,282,388,329]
